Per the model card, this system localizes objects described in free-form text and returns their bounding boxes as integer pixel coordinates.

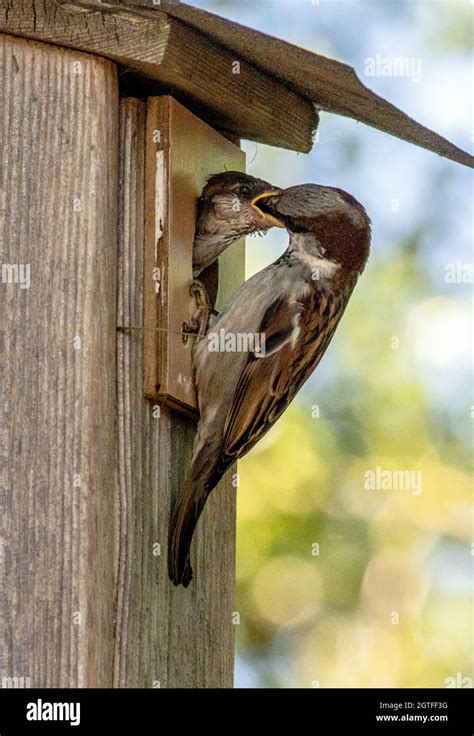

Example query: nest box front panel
[143,96,245,417]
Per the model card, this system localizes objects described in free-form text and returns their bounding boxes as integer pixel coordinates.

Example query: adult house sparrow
[169,184,371,586]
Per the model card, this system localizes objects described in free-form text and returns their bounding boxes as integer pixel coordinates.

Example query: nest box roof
[2,0,471,167]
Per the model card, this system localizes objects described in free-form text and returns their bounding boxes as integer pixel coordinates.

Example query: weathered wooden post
[1,35,119,687]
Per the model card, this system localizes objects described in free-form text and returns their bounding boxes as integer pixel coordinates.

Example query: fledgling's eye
[237,184,252,196]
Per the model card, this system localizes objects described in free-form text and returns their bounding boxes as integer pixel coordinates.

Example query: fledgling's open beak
[251,190,285,228]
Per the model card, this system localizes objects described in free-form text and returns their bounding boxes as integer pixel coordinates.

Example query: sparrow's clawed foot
[187,279,215,337]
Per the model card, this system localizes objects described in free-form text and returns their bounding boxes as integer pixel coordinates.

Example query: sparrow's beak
[251,190,285,228]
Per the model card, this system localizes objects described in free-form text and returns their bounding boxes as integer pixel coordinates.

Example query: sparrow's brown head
[253,184,372,277]
[193,171,282,276]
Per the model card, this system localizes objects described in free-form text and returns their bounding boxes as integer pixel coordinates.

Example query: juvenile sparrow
[170,184,371,587]
[193,171,282,277]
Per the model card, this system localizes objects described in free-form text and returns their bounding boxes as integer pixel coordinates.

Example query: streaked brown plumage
[169,184,371,587]
[193,171,282,276]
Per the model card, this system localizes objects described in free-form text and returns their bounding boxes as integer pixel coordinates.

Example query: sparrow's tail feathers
[168,467,220,588]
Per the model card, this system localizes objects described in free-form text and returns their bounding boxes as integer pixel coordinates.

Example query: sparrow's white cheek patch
[308,256,341,279]
[288,233,339,278]
[294,247,340,279]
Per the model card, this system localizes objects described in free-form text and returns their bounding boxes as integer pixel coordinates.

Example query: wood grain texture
[143,96,245,416]
[0,35,118,687]
[55,0,473,168]
[0,0,317,153]
[116,98,236,688]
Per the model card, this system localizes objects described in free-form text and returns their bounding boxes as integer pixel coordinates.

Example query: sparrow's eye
[237,184,252,196]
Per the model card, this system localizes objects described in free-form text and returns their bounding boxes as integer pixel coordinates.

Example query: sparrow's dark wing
[215,288,343,478]
[256,296,304,356]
